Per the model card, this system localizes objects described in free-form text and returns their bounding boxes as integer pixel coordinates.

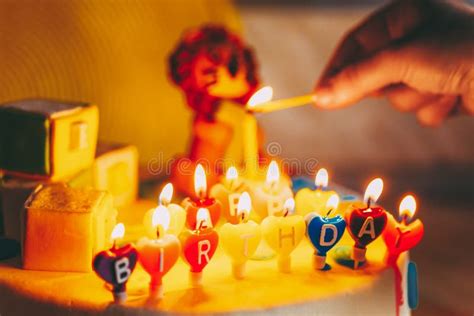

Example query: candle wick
[367,198,372,208]
[241,212,245,223]
[326,208,333,217]
[283,209,289,217]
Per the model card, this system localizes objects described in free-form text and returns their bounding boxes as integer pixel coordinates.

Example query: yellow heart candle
[295,168,339,216]
[210,166,249,224]
[248,160,293,220]
[144,183,186,237]
[261,198,305,273]
[220,192,261,279]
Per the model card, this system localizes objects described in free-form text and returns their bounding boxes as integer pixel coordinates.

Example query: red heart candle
[180,207,219,287]
[93,223,138,303]
[137,205,181,300]
[383,194,424,265]
[183,164,221,229]
[345,178,388,269]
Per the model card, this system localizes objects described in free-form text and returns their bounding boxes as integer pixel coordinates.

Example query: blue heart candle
[305,195,346,270]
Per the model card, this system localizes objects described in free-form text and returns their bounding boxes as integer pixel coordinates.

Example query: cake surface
[0,199,410,316]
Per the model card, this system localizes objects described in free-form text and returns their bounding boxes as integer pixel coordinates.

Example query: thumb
[314,49,408,109]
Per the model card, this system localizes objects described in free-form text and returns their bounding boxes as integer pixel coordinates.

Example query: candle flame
[315,168,329,188]
[399,194,417,219]
[237,191,252,218]
[266,160,280,186]
[196,208,212,230]
[247,86,273,107]
[364,178,383,204]
[152,205,171,232]
[111,223,125,241]
[283,198,295,214]
[159,183,173,205]
[194,164,207,197]
[226,166,238,181]
[326,194,340,210]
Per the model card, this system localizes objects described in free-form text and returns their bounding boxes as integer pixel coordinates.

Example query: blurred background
[0,0,472,315]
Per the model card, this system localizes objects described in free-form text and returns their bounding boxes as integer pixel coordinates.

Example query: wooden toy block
[0,176,41,242]
[69,143,139,208]
[23,184,116,272]
[0,99,99,181]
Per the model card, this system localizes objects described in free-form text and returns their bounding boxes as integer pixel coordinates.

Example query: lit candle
[210,166,249,224]
[249,160,293,219]
[182,164,222,229]
[93,223,138,303]
[261,198,305,273]
[144,183,186,237]
[383,194,424,265]
[295,168,339,216]
[243,86,273,179]
[306,194,346,270]
[137,205,181,300]
[180,208,219,287]
[345,178,388,269]
[220,192,262,279]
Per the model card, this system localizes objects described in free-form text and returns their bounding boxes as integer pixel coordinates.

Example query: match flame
[283,198,295,214]
[266,160,280,186]
[196,208,212,230]
[326,194,340,210]
[194,164,207,197]
[364,178,383,204]
[247,86,273,107]
[226,166,238,181]
[315,168,329,188]
[152,205,171,232]
[111,223,125,241]
[399,194,417,219]
[237,192,251,218]
[159,183,173,206]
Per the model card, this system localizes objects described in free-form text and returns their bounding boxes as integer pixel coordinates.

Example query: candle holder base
[351,247,367,269]
[278,256,291,273]
[189,271,203,288]
[149,284,164,300]
[313,254,326,270]
[232,263,246,279]
[112,291,127,304]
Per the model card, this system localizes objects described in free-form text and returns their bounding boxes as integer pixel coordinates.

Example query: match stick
[247,93,315,113]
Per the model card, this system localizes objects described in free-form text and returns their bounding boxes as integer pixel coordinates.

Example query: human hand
[313,0,474,127]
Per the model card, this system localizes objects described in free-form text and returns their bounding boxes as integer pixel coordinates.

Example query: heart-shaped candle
[180,208,219,287]
[183,164,221,229]
[345,178,388,269]
[383,194,424,265]
[261,198,305,273]
[137,205,181,299]
[93,223,138,303]
[220,192,261,279]
[306,194,346,270]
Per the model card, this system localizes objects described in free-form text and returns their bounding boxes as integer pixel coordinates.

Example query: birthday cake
[0,26,422,316]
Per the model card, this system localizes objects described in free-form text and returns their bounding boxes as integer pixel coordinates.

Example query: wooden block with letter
[0,99,98,181]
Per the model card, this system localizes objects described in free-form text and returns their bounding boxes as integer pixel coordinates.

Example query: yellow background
[0,0,241,172]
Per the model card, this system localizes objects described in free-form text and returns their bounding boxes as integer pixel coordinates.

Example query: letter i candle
[180,208,219,287]
[220,192,262,279]
[345,178,388,269]
[306,194,346,270]
[137,205,180,300]
[261,198,305,273]
[182,164,222,229]
[93,223,138,303]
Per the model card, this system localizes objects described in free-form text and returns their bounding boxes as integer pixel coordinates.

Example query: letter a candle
[220,192,262,279]
[306,194,346,270]
[346,178,388,269]
[137,205,181,300]
[93,223,138,303]
[181,208,219,287]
